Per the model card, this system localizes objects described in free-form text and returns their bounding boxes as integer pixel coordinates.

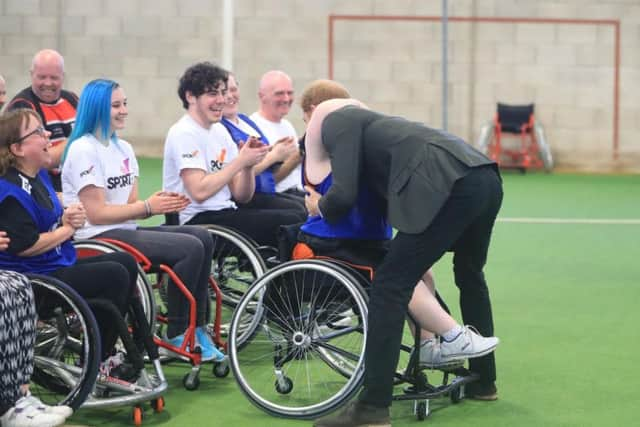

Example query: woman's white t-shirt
[61,134,139,239]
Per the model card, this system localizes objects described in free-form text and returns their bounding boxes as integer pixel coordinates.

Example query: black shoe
[110,362,140,383]
[313,401,390,427]
[466,381,498,401]
[100,353,140,383]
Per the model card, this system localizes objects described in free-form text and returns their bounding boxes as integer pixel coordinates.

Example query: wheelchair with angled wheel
[74,221,271,390]
[163,214,270,349]
[227,256,479,421]
[28,273,168,426]
[476,102,553,173]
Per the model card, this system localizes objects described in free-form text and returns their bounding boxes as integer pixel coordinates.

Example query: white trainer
[418,339,465,369]
[23,393,73,418]
[0,396,66,427]
[440,325,499,361]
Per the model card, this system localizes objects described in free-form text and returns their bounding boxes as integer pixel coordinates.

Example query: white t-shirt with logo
[163,115,238,224]
[61,134,139,239]
[249,112,302,193]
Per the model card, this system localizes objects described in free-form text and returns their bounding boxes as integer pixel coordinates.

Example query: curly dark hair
[178,62,228,109]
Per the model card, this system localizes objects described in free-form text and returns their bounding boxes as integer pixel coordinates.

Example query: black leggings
[187,207,305,248]
[238,191,307,214]
[50,252,138,360]
[96,226,214,338]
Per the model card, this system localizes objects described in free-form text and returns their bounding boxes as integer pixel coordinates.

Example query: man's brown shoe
[466,381,498,401]
[313,401,391,427]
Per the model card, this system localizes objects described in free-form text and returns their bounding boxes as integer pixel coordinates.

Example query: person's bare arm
[273,150,302,183]
[317,112,362,223]
[182,136,268,203]
[18,205,85,257]
[18,225,75,256]
[80,181,189,222]
[253,136,296,175]
[228,138,269,203]
[79,182,147,224]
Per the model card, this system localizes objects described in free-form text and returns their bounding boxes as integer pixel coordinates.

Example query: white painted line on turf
[498,218,640,225]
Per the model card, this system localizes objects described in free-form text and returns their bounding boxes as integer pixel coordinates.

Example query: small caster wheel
[132,406,144,426]
[275,376,293,394]
[183,372,200,390]
[151,397,164,413]
[416,401,427,421]
[450,386,462,404]
[213,361,230,378]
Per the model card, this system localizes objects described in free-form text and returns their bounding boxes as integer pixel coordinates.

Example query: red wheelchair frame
[75,237,228,391]
[485,102,552,172]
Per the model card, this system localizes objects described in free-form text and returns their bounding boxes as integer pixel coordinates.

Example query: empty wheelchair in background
[28,273,168,426]
[477,102,553,172]
[227,258,479,420]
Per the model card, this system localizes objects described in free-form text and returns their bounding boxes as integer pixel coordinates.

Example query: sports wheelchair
[162,214,270,350]
[28,273,168,426]
[477,102,553,172]
[227,257,479,421]
[74,223,268,391]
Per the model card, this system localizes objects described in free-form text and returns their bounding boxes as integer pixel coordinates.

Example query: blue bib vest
[301,172,392,240]
[220,114,276,194]
[0,169,76,274]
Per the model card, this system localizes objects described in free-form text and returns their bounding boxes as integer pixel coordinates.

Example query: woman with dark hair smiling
[0,108,143,426]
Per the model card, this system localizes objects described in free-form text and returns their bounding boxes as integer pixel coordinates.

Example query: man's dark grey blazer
[317,106,498,234]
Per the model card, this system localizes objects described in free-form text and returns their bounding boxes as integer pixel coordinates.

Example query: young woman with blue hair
[61,79,223,362]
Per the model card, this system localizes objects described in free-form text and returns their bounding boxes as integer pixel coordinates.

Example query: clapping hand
[0,231,9,251]
[304,185,322,216]
[146,191,190,214]
[62,203,87,229]
[269,136,297,162]
[237,136,269,168]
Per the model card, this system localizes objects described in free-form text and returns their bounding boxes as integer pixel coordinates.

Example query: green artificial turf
[67,160,639,426]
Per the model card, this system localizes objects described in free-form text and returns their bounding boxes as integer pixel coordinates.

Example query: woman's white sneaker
[439,326,499,361]
[23,393,73,418]
[418,339,465,369]
[0,396,66,427]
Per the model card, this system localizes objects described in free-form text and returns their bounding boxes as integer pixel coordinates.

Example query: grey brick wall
[0,0,638,172]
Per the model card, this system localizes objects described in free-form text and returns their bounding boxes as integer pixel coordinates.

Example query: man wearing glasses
[6,49,78,192]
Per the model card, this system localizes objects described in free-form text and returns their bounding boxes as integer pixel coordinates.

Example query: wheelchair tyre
[229,259,368,419]
[534,123,554,172]
[213,361,230,378]
[476,122,495,156]
[133,406,143,426]
[29,274,101,410]
[416,401,427,420]
[151,397,164,413]
[275,376,293,394]
[205,225,267,348]
[183,372,200,391]
[451,386,463,404]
